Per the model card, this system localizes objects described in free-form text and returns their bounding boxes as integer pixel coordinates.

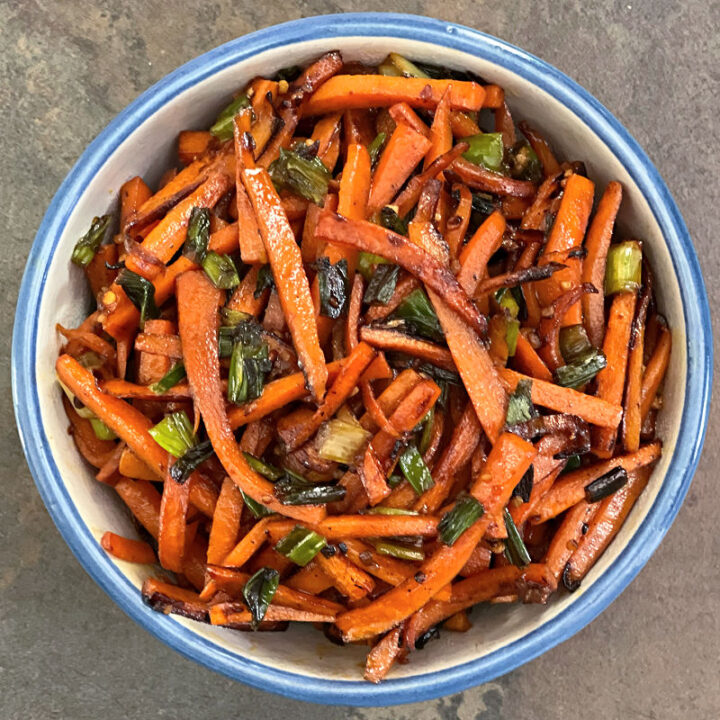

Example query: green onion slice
[150,361,186,395]
[71,215,112,267]
[275,526,327,566]
[438,496,484,546]
[117,269,160,328]
[210,94,250,141]
[398,445,434,495]
[242,567,279,629]
[202,251,240,289]
[503,508,531,566]
[149,411,197,458]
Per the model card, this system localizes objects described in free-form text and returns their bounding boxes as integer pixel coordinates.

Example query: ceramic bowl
[12,12,712,707]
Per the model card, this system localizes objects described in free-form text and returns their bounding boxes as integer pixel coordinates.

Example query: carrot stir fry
[56,52,669,683]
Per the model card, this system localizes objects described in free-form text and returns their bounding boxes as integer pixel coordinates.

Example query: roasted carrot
[640,325,671,422]
[513,333,553,382]
[445,183,473,259]
[365,627,405,683]
[456,210,506,294]
[114,478,162,539]
[451,157,536,198]
[177,130,214,165]
[120,176,152,229]
[101,531,156,564]
[316,551,375,600]
[424,88,452,169]
[221,517,271,567]
[359,326,455,371]
[388,102,430,136]
[518,121,560,177]
[118,448,156,480]
[206,477,244,565]
[158,469,189,573]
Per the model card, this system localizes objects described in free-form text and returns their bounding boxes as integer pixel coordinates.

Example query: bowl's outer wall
[12,13,712,707]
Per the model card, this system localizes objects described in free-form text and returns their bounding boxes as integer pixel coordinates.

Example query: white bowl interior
[36,36,684,681]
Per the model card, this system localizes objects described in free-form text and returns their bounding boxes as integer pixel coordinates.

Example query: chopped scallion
[242,567,279,629]
[275,526,327,566]
[555,348,607,388]
[149,411,197,458]
[268,146,331,205]
[315,257,348,319]
[210,94,250,141]
[241,491,275,519]
[367,132,387,165]
[117,269,160,328]
[150,361,186,394]
[357,252,390,281]
[242,452,283,481]
[463,133,505,173]
[71,215,112,267]
[316,417,371,465]
[371,539,425,562]
[274,475,346,506]
[398,445,434,495]
[182,207,211,263]
[364,263,399,306]
[505,379,536,426]
[202,251,240,289]
[438,496,484,546]
[605,241,642,295]
[169,440,214,484]
[394,289,444,343]
[89,418,117,441]
[503,508,531,566]
[585,467,628,503]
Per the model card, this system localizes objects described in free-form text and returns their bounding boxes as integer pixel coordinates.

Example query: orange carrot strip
[176,271,325,524]
[449,110,481,138]
[592,292,636,457]
[120,176,152,229]
[342,539,421,587]
[359,326,455,372]
[206,477,244,565]
[227,265,268,317]
[278,342,376,451]
[134,333,182,358]
[359,442,392,506]
[158,468,190,573]
[535,173,595,325]
[367,123,432,214]
[530,442,661,524]
[640,326,671,422]
[316,213,486,336]
[513,333,553,381]
[177,131,214,165]
[424,88,452,169]
[445,184,473,259]
[456,210,506,295]
[564,467,651,584]
[221,517,271,567]
[118,448,156,480]
[311,112,343,170]
[248,78,279,157]
[101,531,156,564]
[365,627,404,683]
[388,102,431,136]
[518,121,560,177]
[304,76,486,115]
[345,273,364,351]
[500,368,623,429]
[209,603,335,625]
[316,551,375,601]
[338,143,372,226]
[451,157,536,198]
[142,577,209,620]
[582,182,623,346]
[242,168,327,400]
[358,368,422,432]
[125,173,232,278]
[102,379,192,401]
[61,395,118,469]
[285,561,334,595]
[114,478,162,539]
[622,289,651,452]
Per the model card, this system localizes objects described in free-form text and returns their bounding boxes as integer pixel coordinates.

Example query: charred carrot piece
[178,131,214,165]
[206,477,244,565]
[518,121,560,177]
[640,325,671,422]
[445,184,473,259]
[367,123,432,214]
[359,442,392,506]
[582,182,623,346]
[513,333,553,382]
[221,517,271,567]
[120,176,152,229]
[285,561,334,595]
[359,326,455,372]
[311,112,343,170]
[530,442,662,524]
[114,478,162,539]
[622,288,651,452]
[424,88,452,169]
[592,292,637,457]
[158,469,190,574]
[209,603,336,625]
[365,627,405,684]
[451,157,536,198]
[315,551,375,601]
[101,531,156,564]
[456,210,506,295]
[176,271,325,524]
[303,75,486,115]
[242,168,327,401]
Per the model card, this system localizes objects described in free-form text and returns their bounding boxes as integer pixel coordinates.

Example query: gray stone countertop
[2,2,718,718]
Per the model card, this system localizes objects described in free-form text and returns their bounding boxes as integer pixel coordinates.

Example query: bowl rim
[12,12,712,707]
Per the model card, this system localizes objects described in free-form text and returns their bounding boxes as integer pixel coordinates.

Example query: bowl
[12,12,712,707]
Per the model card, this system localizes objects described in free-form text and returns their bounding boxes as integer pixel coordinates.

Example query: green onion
[380,52,430,78]
[379,206,408,236]
[242,452,283,481]
[57,378,95,419]
[89,418,117,441]
[511,466,534,503]
[169,440,214,483]
[367,132,387,165]
[202,251,240,289]
[418,409,434,456]
[471,192,497,217]
[150,361,186,395]
[398,445,434,495]
[559,324,593,364]
[503,508,531,566]
[275,526,327,566]
[438,496,484,546]
[228,338,271,406]
[364,264,399,305]
[562,454,582,474]
[394,289,444,343]
[377,59,403,76]
[508,142,542,183]
[220,307,252,327]
[273,65,301,82]
[210,94,250,141]
[241,491,275,519]
[316,417,371,464]
[371,539,425,562]
[605,241,642,296]
[555,348,607,388]
[505,318,520,357]
[242,567,279,629]
[364,507,419,516]
[315,257,348,319]
[149,411,197,458]
[358,252,390,281]
[274,476,346,506]
[387,474,404,488]
[117,269,160,328]
[254,264,275,298]
[71,215,112,267]
[183,207,211,263]
[463,133,505,173]
[585,467,628,503]
[268,146,331,205]
[505,379,536,425]
[495,288,520,318]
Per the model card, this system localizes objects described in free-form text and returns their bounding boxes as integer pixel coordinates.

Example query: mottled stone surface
[2,2,718,718]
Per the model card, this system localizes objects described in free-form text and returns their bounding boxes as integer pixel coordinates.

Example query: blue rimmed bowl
[12,12,712,707]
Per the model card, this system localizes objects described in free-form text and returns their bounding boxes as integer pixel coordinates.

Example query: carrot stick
[582,182,623,346]
[311,112,343,170]
[365,627,405,683]
[358,368,422,432]
[499,368,623,429]
[209,603,336,625]
[118,448,156,480]
[303,76,486,115]
[136,318,174,384]
[227,265,268,317]
[142,578,209,621]
[285,561,334,595]
[176,271,325,524]
[449,110,481,137]
[414,403,481,514]
[125,173,232,278]
[342,539,412,586]
[456,210,506,294]
[101,380,192,401]
[424,88,452,169]
[158,469,189,573]
[316,213,486,336]
[120,176,152,229]
[316,551,375,601]
[221,517,271,567]
[451,157,536,198]
[114,478,161,539]
[242,168,327,401]
[592,292,636,457]
[445,184,473,259]
[388,102,430,136]
[367,123,432,214]
[85,243,118,298]
[101,531,156,564]
[358,442,392,506]
[359,326,455,371]
[206,477,244,565]
[338,143,372,227]
[535,174,595,325]
[530,442,662,524]
[278,342,376,451]
[248,78,279,157]
[459,542,492,577]
[518,121,560,177]
[134,333,182,358]
[640,325,671,422]
[513,333,553,382]
[345,273,364,351]
[61,396,118,469]
[177,131,214,165]
[564,467,651,584]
